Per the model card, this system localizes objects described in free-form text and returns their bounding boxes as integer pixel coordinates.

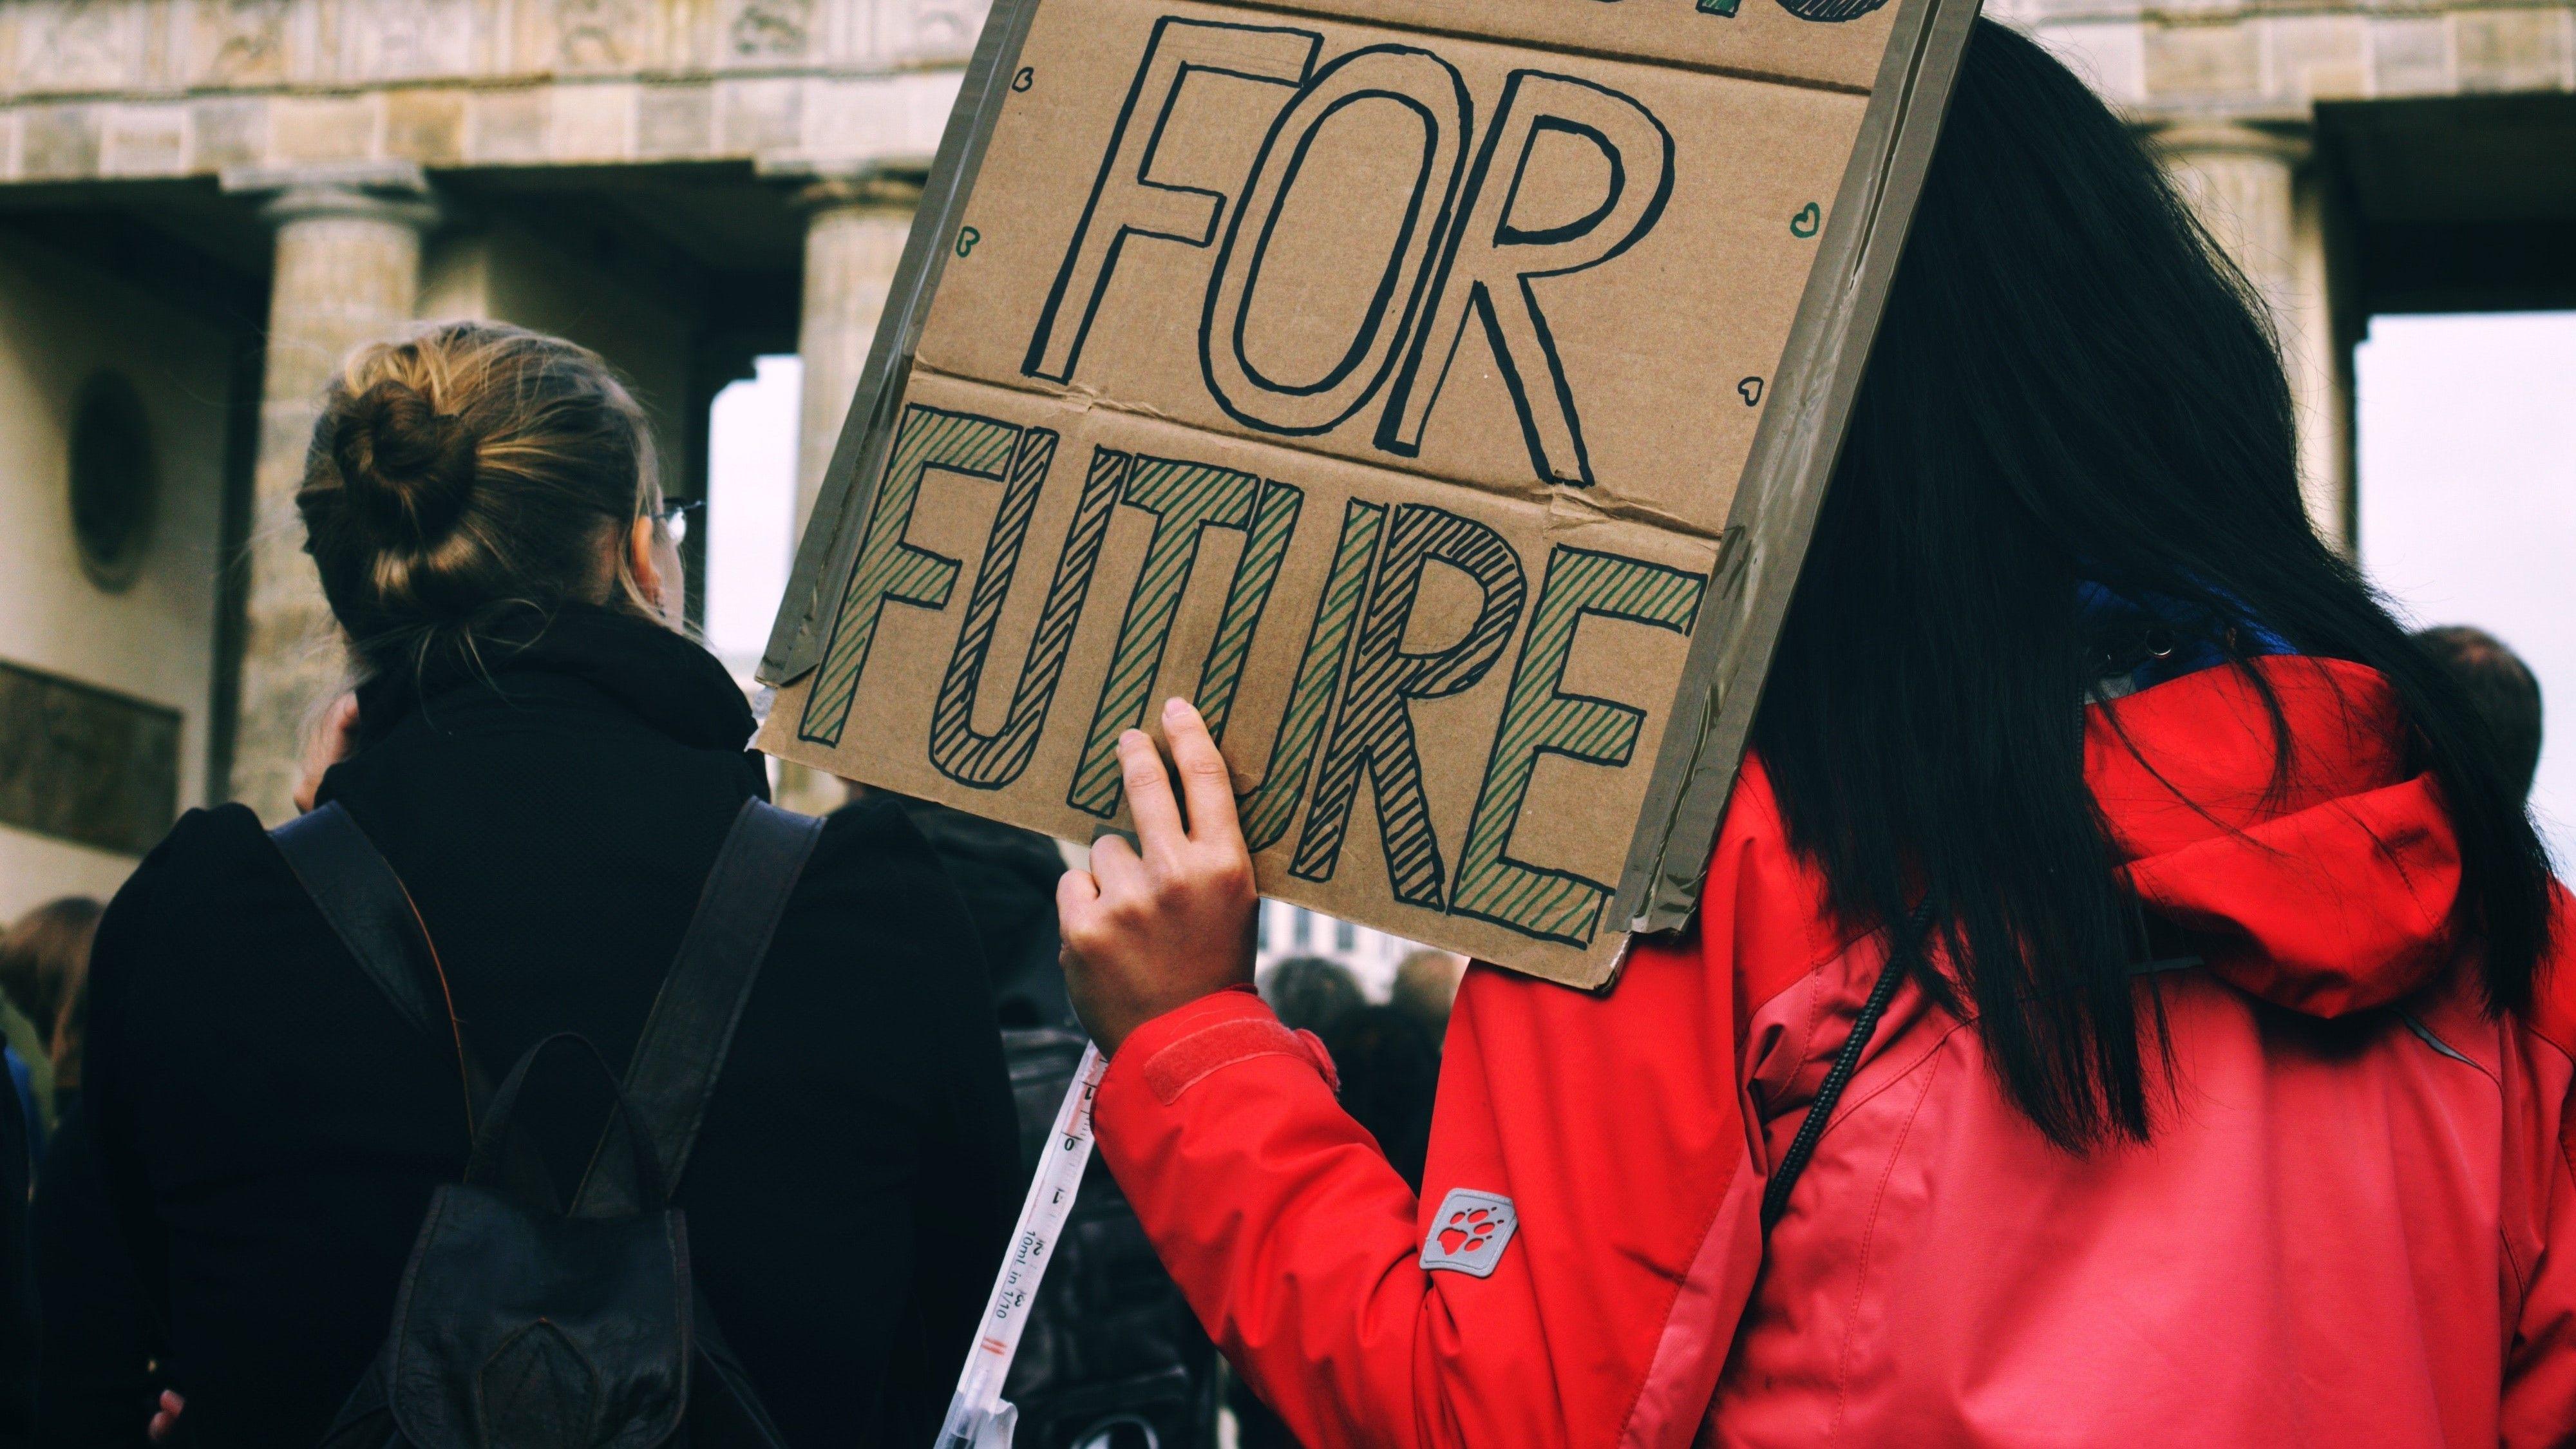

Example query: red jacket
[1092,658,2576,1446]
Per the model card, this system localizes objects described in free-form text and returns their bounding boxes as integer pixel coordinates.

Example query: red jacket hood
[2088,656,2461,1018]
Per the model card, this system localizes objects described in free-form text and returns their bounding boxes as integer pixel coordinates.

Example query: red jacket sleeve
[2502,1104,2576,1446]
[2502,885,2576,1446]
[1090,764,1833,1448]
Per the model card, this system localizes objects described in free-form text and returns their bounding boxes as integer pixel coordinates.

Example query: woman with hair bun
[58,322,1020,1446]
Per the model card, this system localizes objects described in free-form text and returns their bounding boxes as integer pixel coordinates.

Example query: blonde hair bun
[297,322,663,674]
[330,378,478,551]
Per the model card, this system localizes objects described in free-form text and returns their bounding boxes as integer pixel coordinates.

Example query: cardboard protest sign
[759,0,1979,988]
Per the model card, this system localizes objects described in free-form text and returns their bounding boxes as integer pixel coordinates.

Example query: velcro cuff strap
[1139,1014,1338,1106]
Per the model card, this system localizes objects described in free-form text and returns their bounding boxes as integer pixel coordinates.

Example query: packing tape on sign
[935,1041,1107,1449]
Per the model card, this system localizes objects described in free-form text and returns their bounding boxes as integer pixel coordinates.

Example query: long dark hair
[1750,21,2557,1150]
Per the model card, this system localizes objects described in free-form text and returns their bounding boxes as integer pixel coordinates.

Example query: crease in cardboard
[894,367,1722,560]
[1540,479,1730,542]
[910,357,1747,545]
[925,361,1232,444]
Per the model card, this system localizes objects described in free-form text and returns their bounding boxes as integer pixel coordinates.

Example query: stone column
[793,171,922,533]
[2151,121,2354,551]
[2289,166,2360,552]
[776,171,920,817]
[222,166,436,822]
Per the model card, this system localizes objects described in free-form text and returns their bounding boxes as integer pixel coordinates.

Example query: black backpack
[270,797,824,1449]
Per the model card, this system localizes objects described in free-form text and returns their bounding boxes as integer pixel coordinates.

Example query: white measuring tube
[935,1041,1108,1449]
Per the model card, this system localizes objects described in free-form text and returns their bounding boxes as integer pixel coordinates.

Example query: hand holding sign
[1059,698,1259,1053]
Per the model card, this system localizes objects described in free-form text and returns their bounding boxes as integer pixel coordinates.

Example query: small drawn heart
[1790,202,1821,238]
[1439,1227,1469,1254]
[1738,377,1764,406]
[956,226,983,258]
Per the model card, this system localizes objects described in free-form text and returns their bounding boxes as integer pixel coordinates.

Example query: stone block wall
[1993,0,2576,119]
[0,0,976,182]
[0,227,234,911]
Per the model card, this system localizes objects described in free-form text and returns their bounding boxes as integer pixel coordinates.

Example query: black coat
[66,609,1019,1448]
[0,1044,31,1448]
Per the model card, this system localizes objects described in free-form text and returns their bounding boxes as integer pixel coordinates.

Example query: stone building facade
[0,0,2568,915]
[2007,0,2576,551]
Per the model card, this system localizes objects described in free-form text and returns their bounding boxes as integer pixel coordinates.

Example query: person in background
[61,321,1019,1446]
[0,905,101,1444]
[1388,949,1466,1043]
[1318,1008,1439,1192]
[878,795,1222,1449]
[32,962,158,1448]
[2416,624,2545,802]
[0,898,100,1138]
[0,1051,31,1175]
[1052,20,2576,1446]
[1255,955,1363,1039]
[0,1051,28,1449]
[48,958,90,1132]
[0,920,33,1449]
[891,796,1076,1029]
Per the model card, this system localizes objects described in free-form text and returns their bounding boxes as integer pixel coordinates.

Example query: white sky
[2357,312,2576,873]
[703,354,803,682]
[703,314,2576,878]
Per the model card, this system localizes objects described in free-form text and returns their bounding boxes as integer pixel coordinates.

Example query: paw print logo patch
[1420,1188,1518,1278]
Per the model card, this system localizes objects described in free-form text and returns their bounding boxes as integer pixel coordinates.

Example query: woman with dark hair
[59,322,1019,1446]
[1050,22,2574,1446]
[0,897,103,1136]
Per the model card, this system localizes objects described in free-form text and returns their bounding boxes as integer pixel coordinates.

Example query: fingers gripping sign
[1060,697,1260,1054]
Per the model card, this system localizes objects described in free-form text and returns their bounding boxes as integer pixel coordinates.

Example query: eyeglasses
[652,498,705,545]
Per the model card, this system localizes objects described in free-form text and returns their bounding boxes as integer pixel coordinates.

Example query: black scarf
[352,605,757,756]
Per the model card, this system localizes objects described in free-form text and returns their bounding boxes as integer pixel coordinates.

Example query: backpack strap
[574,798,826,1218]
[1759,900,1935,1236]
[271,802,481,1137]
[466,1032,670,1207]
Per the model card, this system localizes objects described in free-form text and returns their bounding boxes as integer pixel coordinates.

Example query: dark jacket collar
[353,605,755,754]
